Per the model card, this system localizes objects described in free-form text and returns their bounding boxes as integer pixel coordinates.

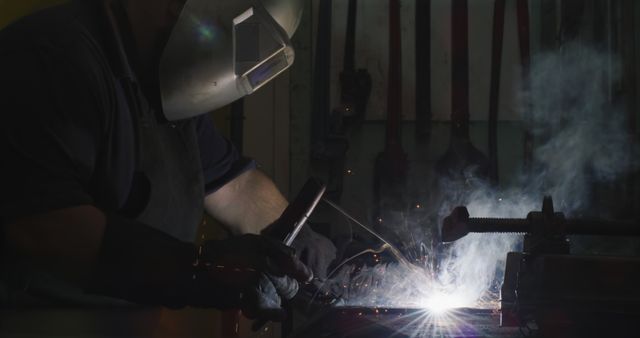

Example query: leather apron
[104,0,205,242]
[131,86,205,243]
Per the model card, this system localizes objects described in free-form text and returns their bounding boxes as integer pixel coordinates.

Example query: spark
[318,200,513,337]
[329,259,481,311]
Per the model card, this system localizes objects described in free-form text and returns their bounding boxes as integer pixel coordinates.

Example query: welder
[0,0,336,321]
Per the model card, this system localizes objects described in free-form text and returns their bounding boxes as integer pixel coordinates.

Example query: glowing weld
[420,292,468,314]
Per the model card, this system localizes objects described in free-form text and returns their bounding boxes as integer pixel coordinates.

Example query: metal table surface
[290,307,522,338]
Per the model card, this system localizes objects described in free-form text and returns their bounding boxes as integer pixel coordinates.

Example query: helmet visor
[160,0,296,121]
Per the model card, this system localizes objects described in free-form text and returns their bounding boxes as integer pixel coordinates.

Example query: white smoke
[524,42,633,214]
[330,43,637,310]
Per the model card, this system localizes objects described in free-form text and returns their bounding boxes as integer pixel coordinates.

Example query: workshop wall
[243,73,292,196]
[322,0,525,122]
[288,0,640,246]
[289,0,536,195]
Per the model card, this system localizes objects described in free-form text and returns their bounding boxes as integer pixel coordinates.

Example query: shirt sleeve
[0,47,106,223]
[195,114,256,195]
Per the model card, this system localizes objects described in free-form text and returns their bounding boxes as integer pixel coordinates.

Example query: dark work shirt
[0,2,254,226]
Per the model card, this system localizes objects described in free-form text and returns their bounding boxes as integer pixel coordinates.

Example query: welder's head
[156,0,303,121]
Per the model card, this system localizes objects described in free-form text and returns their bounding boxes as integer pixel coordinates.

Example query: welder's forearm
[204,169,288,235]
[3,206,107,287]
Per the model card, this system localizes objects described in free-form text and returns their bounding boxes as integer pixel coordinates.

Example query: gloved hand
[196,234,312,321]
[241,273,297,321]
[291,226,337,280]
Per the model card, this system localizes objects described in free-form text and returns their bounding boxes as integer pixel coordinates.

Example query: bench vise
[442,197,640,337]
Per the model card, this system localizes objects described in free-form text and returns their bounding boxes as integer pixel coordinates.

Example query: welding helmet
[159,0,303,121]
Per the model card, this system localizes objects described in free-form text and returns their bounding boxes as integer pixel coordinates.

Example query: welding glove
[240,273,297,320]
[89,214,311,317]
[196,234,313,320]
[291,226,337,280]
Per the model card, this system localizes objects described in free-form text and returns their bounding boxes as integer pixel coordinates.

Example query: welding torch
[252,178,327,331]
[255,178,413,330]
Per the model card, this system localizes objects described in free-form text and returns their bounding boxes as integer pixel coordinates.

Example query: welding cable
[313,245,390,299]
[488,0,506,185]
[323,198,418,268]
[323,206,354,277]
[322,198,389,245]
[309,198,426,307]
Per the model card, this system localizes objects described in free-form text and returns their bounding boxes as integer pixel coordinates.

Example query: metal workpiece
[290,307,522,338]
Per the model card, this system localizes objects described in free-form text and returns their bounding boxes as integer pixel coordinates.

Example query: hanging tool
[559,0,585,43]
[373,0,408,232]
[310,0,348,200]
[618,0,637,215]
[415,0,432,142]
[436,0,489,180]
[517,0,533,172]
[336,0,372,130]
[488,0,506,185]
[321,0,372,200]
[310,0,333,155]
[487,0,531,181]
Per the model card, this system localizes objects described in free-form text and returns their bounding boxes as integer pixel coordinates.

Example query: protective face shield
[159,0,303,121]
